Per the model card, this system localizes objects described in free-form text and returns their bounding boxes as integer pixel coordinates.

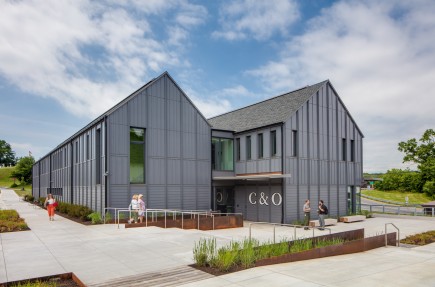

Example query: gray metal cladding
[283,82,363,223]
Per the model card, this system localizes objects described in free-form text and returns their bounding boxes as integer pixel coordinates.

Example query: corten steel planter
[255,231,397,267]
[125,214,243,230]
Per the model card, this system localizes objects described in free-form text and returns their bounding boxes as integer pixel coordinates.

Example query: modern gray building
[32,72,363,223]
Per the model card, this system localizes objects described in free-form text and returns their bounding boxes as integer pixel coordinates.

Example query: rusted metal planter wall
[124,214,243,230]
[256,231,397,267]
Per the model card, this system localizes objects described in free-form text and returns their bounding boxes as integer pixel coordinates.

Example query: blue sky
[1,0,435,172]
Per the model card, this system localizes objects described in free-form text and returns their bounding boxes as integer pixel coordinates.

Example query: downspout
[70,140,73,204]
[104,116,108,210]
[281,124,285,224]
[49,154,52,196]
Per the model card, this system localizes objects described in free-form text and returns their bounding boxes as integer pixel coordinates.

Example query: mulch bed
[189,264,249,276]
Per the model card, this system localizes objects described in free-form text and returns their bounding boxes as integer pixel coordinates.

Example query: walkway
[1,188,435,286]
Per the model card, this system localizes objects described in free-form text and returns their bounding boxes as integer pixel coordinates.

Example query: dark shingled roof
[208,80,328,132]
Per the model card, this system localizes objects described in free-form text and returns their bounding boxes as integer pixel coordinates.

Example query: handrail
[249,222,331,243]
[385,223,400,247]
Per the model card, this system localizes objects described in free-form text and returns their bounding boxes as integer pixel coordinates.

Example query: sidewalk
[1,188,435,286]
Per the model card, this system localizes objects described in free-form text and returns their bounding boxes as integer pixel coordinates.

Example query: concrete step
[87,265,213,287]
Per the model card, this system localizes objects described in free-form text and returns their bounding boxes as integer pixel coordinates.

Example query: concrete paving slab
[1,187,435,286]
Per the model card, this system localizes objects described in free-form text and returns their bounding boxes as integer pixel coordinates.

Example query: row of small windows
[236,130,278,161]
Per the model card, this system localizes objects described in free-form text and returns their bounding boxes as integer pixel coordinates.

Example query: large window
[258,133,263,158]
[130,128,145,184]
[212,137,234,171]
[246,136,251,160]
[271,130,277,156]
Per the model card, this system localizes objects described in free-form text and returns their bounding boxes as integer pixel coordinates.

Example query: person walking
[138,194,146,223]
[128,194,139,224]
[303,199,311,230]
[318,200,328,230]
[44,194,57,221]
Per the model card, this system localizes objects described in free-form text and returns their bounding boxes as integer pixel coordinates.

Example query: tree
[398,129,435,194]
[0,140,16,166]
[398,129,435,180]
[10,156,35,184]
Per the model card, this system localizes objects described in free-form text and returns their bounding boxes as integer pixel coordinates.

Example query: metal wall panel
[148,185,166,208]
[197,161,210,185]
[148,96,165,130]
[183,186,196,210]
[167,131,181,158]
[182,132,196,159]
[338,185,347,215]
[129,91,147,127]
[148,158,165,185]
[183,160,196,184]
[167,159,181,184]
[167,100,181,131]
[167,185,182,209]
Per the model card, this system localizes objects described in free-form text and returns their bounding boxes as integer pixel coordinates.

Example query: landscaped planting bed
[0,210,29,233]
[192,228,397,275]
[400,230,435,245]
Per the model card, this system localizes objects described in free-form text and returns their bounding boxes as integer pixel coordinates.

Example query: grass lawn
[0,166,32,196]
[361,189,432,204]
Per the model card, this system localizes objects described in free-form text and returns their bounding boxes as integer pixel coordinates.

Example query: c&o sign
[248,192,282,206]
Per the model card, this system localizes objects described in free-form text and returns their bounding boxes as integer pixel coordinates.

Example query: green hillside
[0,167,32,196]
[0,167,15,188]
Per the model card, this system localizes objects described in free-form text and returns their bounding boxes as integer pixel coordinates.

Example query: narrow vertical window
[130,128,145,184]
[236,138,240,161]
[258,133,263,158]
[96,129,101,184]
[291,130,297,157]
[342,138,347,161]
[246,136,251,160]
[271,130,277,156]
[350,140,355,162]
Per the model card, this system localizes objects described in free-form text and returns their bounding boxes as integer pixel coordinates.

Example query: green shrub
[290,238,313,253]
[27,195,34,202]
[215,246,238,272]
[423,181,435,198]
[315,237,344,248]
[87,212,102,224]
[361,210,373,218]
[239,239,257,268]
[193,238,217,267]
[38,197,46,206]
[104,211,112,223]
[0,210,28,233]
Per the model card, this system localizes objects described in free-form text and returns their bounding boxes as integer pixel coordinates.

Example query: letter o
[271,193,282,206]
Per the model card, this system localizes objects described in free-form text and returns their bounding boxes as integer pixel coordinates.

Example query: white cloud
[0,0,207,119]
[247,0,435,172]
[213,0,300,41]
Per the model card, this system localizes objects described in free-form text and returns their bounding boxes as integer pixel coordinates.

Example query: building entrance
[215,188,234,213]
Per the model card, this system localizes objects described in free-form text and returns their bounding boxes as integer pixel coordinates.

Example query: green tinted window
[130,128,145,184]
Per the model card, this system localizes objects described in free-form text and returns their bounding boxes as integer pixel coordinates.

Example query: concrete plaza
[0,188,434,286]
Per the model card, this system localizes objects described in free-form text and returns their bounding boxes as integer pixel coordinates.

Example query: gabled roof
[208,80,327,133]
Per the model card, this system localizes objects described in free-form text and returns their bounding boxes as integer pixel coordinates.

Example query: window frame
[130,127,146,184]
[258,133,263,158]
[246,135,252,160]
[271,130,277,157]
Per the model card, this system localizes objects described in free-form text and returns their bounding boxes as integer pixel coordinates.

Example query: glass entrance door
[215,188,234,213]
[347,186,361,214]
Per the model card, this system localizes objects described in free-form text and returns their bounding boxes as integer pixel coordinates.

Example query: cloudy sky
[1,0,434,172]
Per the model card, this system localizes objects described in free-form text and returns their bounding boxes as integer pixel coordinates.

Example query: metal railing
[361,203,435,217]
[385,223,400,247]
[248,222,331,243]
[106,207,242,230]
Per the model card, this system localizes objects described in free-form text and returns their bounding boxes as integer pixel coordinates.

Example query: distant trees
[0,140,16,166]
[376,129,435,198]
[10,156,34,185]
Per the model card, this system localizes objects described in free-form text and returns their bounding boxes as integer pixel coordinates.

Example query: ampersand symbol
[259,192,269,205]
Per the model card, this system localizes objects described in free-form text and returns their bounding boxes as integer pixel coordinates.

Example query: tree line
[375,129,435,198]
[0,139,34,185]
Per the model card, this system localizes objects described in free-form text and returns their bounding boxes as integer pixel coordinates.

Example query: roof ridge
[208,80,328,120]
